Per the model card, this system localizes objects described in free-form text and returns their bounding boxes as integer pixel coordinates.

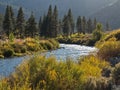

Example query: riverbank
[0,55,110,90]
[0,38,59,58]
[56,33,96,46]
[0,44,96,77]
[0,29,120,89]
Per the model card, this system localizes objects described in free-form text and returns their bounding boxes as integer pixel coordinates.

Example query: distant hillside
[0,0,115,19]
[92,0,120,29]
[0,0,120,29]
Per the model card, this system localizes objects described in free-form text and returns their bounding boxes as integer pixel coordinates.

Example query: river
[0,44,97,77]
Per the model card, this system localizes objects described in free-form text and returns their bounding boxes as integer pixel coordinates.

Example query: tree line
[1,5,110,38]
[3,5,38,38]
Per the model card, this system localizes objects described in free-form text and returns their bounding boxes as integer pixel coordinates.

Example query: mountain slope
[0,0,119,29]
[0,0,115,19]
[92,0,120,29]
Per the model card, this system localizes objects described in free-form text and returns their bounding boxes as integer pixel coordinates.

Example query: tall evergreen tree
[3,5,13,36]
[40,14,47,37]
[0,14,3,31]
[87,18,93,33]
[82,16,86,34]
[16,7,25,38]
[50,5,59,37]
[46,5,52,37]
[93,18,97,30]
[62,15,71,36]
[58,19,62,35]
[53,5,58,21]
[76,16,82,34]
[10,6,15,32]
[38,16,42,36]
[67,9,74,34]
[26,13,38,37]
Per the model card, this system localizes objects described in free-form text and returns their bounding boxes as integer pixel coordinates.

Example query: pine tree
[76,16,82,34]
[82,16,86,34]
[47,5,52,18]
[0,14,3,31]
[50,5,58,37]
[87,18,93,33]
[40,14,47,37]
[62,15,71,36]
[53,5,58,21]
[16,7,25,38]
[46,5,52,37]
[3,5,13,36]
[58,19,62,35]
[38,16,42,36]
[67,9,74,34]
[10,6,15,32]
[26,13,38,37]
[93,18,97,30]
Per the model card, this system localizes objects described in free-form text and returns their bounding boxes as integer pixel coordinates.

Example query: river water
[0,44,97,77]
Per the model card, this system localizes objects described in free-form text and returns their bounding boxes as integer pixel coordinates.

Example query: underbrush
[103,29,120,41]
[0,55,110,90]
[97,38,120,60]
[96,30,120,61]
[0,38,59,58]
[57,33,95,46]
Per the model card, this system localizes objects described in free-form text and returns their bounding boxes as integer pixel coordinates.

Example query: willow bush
[0,55,109,90]
[97,39,120,60]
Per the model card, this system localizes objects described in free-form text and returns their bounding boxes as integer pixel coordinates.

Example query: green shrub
[92,30,103,42]
[14,47,21,53]
[12,43,27,53]
[25,42,40,51]
[3,48,14,57]
[27,45,40,51]
[21,46,27,53]
[9,33,15,42]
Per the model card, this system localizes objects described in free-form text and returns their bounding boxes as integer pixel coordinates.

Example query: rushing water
[0,44,97,77]
[45,44,97,60]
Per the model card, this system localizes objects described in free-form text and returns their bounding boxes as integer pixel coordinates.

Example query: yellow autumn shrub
[0,55,109,90]
[97,40,120,60]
